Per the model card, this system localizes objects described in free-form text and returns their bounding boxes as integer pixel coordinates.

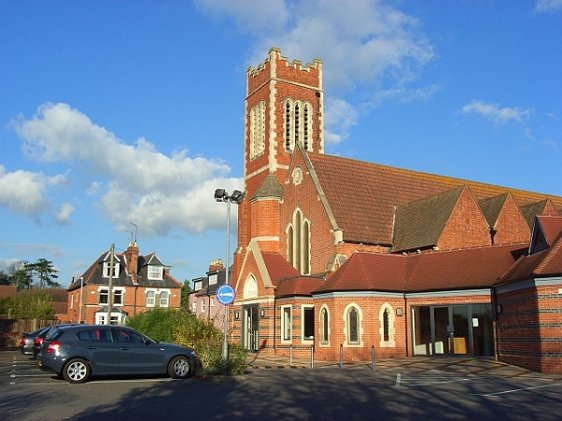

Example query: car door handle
[85,346,96,350]
[120,347,129,351]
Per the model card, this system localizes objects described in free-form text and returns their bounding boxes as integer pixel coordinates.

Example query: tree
[0,270,10,285]
[9,262,33,291]
[181,280,192,308]
[28,258,60,289]
[1,289,55,319]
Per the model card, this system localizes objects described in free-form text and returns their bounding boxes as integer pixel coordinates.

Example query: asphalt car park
[1,351,561,421]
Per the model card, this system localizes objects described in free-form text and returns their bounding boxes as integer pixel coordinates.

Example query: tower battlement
[247,48,322,95]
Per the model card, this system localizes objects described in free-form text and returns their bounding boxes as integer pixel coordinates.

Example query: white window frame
[281,305,292,343]
[319,305,330,346]
[146,290,156,307]
[147,265,163,280]
[159,290,169,307]
[301,305,314,343]
[103,261,120,278]
[379,303,397,348]
[343,303,363,347]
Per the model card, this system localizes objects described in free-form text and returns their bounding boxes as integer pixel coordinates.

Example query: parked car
[36,324,198,384]
[19,327,50,356]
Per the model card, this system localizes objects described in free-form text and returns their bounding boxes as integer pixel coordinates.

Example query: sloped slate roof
[315,244,527,294]
[67,250,181,291]
[392,187,463,252]
[479,193,508,229]
[520,200,550,228]
[252,174,284,200]
[307,152,562,246]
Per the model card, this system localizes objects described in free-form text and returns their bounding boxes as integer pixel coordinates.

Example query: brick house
[66,242,182,325]
[187,259,227,330]
[221,48,562,374]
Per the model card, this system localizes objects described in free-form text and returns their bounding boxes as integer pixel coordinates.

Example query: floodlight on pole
[214,188,244,362]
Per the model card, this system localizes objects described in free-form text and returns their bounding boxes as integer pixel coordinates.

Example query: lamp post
[214,188,244,362]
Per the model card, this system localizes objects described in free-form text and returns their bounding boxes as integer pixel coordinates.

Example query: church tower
[236,48,324,262]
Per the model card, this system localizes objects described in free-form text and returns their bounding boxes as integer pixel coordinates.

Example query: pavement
[246,352,561,380]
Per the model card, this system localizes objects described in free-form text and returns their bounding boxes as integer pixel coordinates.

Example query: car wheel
[168,356,191,379]
[62,358,91,384]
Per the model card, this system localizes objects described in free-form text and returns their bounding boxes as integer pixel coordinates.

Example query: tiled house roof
[306,152,562,246]
[315,243,527,294]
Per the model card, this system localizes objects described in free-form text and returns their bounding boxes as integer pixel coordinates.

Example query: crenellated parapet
[247,47,322,96]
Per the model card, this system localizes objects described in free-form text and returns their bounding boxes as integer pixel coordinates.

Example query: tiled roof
[252,174,283,200]
[315,244,527,294]
[392,187,463,252]
[67,250,181,291]
[0,285,16,299]
[276,276,325,298]
[498,234,562,284]
[536,215,562,245]
[307,152,562,246]
[261,252,299,288]
[479,193,508,228]
[520,200,550,228]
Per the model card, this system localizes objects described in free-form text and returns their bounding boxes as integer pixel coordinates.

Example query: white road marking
[394,373,401,388]
[476,382,562,397]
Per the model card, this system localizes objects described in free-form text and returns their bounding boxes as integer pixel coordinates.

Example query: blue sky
[1,0,561,287]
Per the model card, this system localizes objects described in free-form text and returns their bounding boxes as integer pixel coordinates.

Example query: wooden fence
[0,318,59,350]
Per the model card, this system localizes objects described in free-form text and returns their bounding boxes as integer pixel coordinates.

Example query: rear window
[45,327,61,341]
[77,328,113,343]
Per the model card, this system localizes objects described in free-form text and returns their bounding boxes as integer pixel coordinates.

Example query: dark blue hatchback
[37,324,198,383]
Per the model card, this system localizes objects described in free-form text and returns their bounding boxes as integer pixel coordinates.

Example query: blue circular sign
[216,284,235,305]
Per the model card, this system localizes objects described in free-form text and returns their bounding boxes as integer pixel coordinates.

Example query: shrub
[127,309,248,375]
[126,308,187,343]
[173,317,248,375]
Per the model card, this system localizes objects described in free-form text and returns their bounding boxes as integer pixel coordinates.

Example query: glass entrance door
[413,305,480,356]
[243,306,259,352]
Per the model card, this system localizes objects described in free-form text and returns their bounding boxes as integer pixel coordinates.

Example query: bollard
[371,345,376,372]
[290,344,293,367]
[339,344,343,369]
[310,344,314,368]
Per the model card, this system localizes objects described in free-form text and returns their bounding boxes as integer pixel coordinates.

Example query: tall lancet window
[286,208,311,274]
[284,99,313,152]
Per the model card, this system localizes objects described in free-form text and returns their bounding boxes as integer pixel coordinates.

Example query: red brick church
[226,48,562,374]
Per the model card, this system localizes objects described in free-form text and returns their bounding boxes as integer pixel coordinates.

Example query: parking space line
[476,382,562,397]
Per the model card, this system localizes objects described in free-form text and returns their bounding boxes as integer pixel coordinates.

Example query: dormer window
[148,265,163,280]
[103,261,120,278]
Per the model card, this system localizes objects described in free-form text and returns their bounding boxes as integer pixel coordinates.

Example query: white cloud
[194,0,289,33]
[0,165,66,216]
[462,100,532,124]
[534,0,562,14]
[56,202,74,225]
[11,103,241,235]
[198,0,434,145]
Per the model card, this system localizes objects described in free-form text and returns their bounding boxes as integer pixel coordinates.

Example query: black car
[36,324,198,383]
[19,326,50,357]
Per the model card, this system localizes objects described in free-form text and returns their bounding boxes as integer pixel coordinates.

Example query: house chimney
[208,258,224,273]
[125,241,139,275]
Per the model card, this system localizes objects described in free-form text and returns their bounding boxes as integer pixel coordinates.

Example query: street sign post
[217,284,235,305]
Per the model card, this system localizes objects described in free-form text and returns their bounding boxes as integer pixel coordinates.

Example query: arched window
[348,307,359,344]
[379,304,396,347]
[284,98,313,152]
[383,309,390,341]
[287,208,311,274]
[320,307,329,345]
[343,304,362,345]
